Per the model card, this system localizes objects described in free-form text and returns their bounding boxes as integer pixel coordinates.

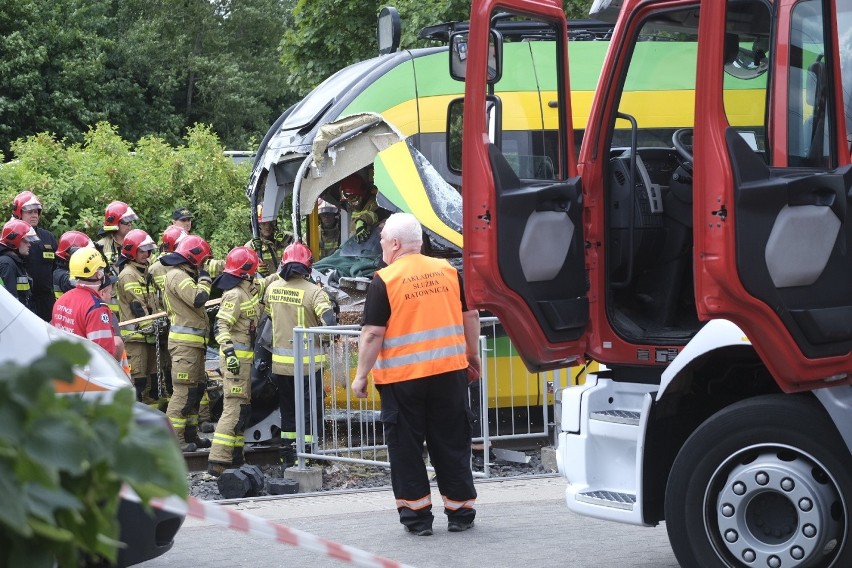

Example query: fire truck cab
[459,0,852,565]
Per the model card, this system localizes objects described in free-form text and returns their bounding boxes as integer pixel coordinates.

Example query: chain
[154,319,164,400]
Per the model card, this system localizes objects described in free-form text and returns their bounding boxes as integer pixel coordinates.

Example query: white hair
[382,212,423,249]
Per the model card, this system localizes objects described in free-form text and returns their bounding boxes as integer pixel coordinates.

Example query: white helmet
[317,199,338,215]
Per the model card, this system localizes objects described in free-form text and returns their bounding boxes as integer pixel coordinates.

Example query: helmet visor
[21,203,42,213]
[23,227,40,244]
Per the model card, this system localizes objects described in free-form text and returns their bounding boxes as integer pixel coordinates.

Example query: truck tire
[665,394,851,568]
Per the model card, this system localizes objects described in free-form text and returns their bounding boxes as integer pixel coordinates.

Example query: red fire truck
[457,0,852,565]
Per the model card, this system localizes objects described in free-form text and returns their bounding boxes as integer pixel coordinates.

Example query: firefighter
[317,199,341,259]
[54,231,95,298]
[117,229,159,405]
[52,248,125,363]
[206,246,266,476]
[351,213,480,536]
[263,242,336,467]
[339,173,381,243]
[96,200,139,271]
[159,235,214,452]
[145,225,188,401]
[248,206,295,276]
[0,219,39,311]
[11,191,59,321]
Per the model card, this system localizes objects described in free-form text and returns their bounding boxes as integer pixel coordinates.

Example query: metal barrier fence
[285,318,584,477]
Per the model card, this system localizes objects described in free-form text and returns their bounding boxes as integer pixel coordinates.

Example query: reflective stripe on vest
[169,324,206,344]
[16,276,30,291]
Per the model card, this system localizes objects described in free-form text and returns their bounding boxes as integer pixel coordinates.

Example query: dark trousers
[270,370,323,443]
[378,370,477,531]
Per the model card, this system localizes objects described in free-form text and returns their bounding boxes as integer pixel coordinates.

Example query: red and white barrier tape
[121,487,413,568]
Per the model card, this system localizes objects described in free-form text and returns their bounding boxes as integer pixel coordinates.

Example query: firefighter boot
[279,443,296,470]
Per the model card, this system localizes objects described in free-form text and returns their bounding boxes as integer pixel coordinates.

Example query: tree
[279,0,596,96]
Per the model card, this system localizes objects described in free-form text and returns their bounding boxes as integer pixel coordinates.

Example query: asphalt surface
[139,475,680,568]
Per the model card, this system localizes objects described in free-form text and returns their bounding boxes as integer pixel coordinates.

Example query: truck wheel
[665,395,851,568]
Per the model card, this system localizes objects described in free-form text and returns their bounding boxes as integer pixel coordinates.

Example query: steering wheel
[672,128,694,163]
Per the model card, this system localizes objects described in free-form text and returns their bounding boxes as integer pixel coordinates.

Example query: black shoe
[406,526,433,536]
[180,442,197,453]
[206,462,228,477]
[448,521,474,533]
[200,421,215,433]
[193,437,212,449]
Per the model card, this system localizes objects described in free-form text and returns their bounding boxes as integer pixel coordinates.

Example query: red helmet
[175,235,211,267]
[160,225,187,253]
[281,242,313,268]
[223,246,259,279]
[56,230,94,261]
[1,219,39,250]
[11,191,42,219]
[339,174,368,200]
[121,229,156,260]
[103,201,138,231]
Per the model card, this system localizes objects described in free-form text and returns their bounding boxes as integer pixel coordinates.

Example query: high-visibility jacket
[147,256,167,312]
[53,262,74,299]
[162,264,211,348]
[51,286,116,354]
[215,279,264,361]
[372,254,467,384]
[95,235,121,315]
[117,260,156,343]
[0,247,33,311]
[264,276,333,375]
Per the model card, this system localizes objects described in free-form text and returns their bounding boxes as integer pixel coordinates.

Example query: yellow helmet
[69,248,107,280]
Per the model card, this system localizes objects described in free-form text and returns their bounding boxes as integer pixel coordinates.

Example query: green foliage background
[0,123,256,258]
[0,341,187,567]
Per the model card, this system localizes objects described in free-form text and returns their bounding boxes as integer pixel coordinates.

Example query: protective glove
[198,269,211,281]
[353,219,370,243]
[250,237,263,252]
[223,347,240,375]
[257,262,269,276]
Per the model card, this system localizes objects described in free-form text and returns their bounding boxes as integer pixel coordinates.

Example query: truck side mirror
[377,6,401,55]
[447,95,502,173]
[449,30,503,84]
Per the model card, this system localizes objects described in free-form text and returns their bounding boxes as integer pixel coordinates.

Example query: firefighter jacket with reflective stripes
[215,279,265,361]
[25,226,58,296]
[372,254,467,384]
[263,276,333,375]
[0,247,34,311]
[117,260,156,343]
[162,264,212,347]
[53,262,74,299]
[96,235,121,314]
[51,286,116,354]
[147,257,167,311]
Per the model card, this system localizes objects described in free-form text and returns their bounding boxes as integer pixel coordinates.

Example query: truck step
[590,409,640,426]
[575,489,636,510]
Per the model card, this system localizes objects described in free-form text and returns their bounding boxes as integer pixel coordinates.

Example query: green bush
[0,121,269,258]
[0,341,188,567]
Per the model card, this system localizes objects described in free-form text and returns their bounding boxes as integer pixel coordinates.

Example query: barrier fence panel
[286,318,584,476]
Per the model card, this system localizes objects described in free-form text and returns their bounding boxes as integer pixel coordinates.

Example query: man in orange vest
[351,213,481,537]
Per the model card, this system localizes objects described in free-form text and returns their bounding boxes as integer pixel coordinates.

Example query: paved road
[140,476,680,568]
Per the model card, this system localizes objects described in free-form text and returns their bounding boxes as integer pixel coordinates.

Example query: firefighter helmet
[175,235,211,267]
[11,191,43,219]
[281,242,313,268]
[69,248,107,280]
[103,201,138,232]
[56,230,94,261]
[121,229,156,260]
[0,219,38,250]
[160,225,187,253]
[339,174,368,200]
[318,199,339,215]
[223,246,259,279]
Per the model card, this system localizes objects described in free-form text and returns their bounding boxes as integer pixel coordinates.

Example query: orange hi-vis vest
[372,254,467,384]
